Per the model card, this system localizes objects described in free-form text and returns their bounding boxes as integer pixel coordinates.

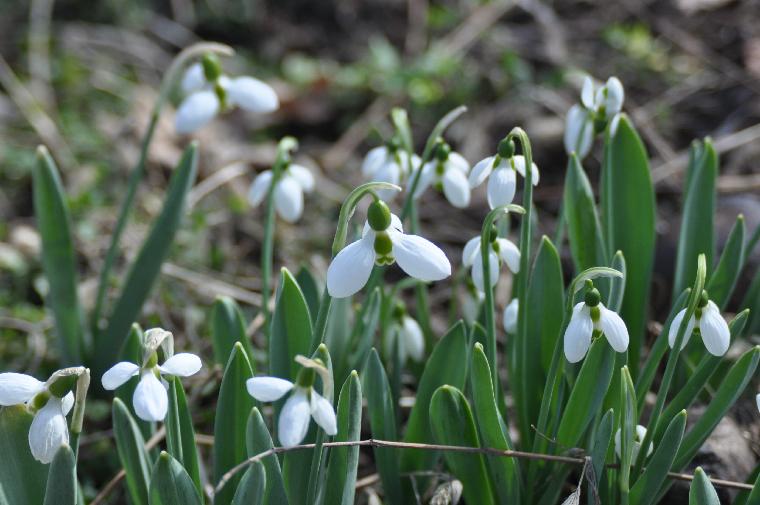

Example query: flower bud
[296,366,316,388]
[202,53,223,82]
[488,225,499,243]
[48,374,77,398]
[434,141,451,161]
[367,200,391,231]
[373,232,393,256]
[497,138,515,159]
[584,287,601,307]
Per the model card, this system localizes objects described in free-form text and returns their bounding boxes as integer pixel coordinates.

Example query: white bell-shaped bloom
[563,301,629,363]
[503,299,519,334]
[246,376,337,447]
[326,209,451,298]
[412,152,471,208]
[362,147,420,201]
[614,425,653,463]
[102,353,202,422]
[469,155,539,209]
[667,299,730,356]
[564,76,625,157]
[0,372,75,463]
[386,316,425,363]
[461,235,520,293]
[248,164,315,223]
[564,105,594,158]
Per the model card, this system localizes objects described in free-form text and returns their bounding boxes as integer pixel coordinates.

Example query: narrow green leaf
[688,467,720,505]
[325,371,363,505]
[707,214,745,309]
[430,385,495,505]
[98,143,199,372]
[607,251,627,312]
[391,107,414,153]
[112,398,151,505]
[149,452,202,505]
[210,296,253,366]
[214,342,255,505]
[564,153,607,272]
[589,409,614,492]
[44,444,77,505]
[245,408,288,505]
[743,267,760,335]
[270,268,312,382]
[618,367,637,498]
[166,378,201,495]
[0,406,48,505]
[630,410,686,505]
[347,287,382,374]
[232,461,266,505]
[325,297,352,386]
[33,146,85,364]
[295,266,320,324]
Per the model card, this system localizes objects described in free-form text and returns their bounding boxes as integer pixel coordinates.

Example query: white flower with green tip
[503,298,519,334]
[614,425,653,463]
[564,76,625,158]
[469,139,539,209]
[248,163,315,223]
[362,145,421,200]
[411,144,471,208]
[668,292,730,356]
[563,284,629,363]
[385,304,425,363]
[461,231,520,294]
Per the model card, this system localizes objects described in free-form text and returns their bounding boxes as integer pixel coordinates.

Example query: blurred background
[0,0,759,501]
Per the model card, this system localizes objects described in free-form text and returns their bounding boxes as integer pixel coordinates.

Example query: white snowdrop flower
[326,200,451,298]
[469,151,539,210]
[175,54,278,134]
[411,145,471,208]
[564,76,625,157]
[564,104,594,158]
[461,233,520,294]
[461,280,485,324]
[385,305,425,363]
[503,298,519,334]
[248,163,315,223]
[246,370,337,447]
[362,145,420,200]
[563,285,629,363]
[0,369,84,463]
[102,347,202,422]
[614,425,653,463]
[667,292,730,357]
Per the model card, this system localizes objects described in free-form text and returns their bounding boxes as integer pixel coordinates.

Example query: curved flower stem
[69,368,90,460]
[90,42,233,336]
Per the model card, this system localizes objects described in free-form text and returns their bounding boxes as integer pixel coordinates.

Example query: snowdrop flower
[564,105,594,159]
[246,364,336,447]
[385,303,425,363]
[503,298,519,334]
[175,54,278,134]
[362,143,421,200]
[327,200,451,298]
[248,163,315,223]
[564,76,625,158]
[102,348,202,422]
[461,279,484,324]
[461,230,520,294]
[0,368,84,463]
[614,425,653,463]
[411,143,471,208]
[469,139,539,209]
[563,283,629,363]
[668,291,730,356]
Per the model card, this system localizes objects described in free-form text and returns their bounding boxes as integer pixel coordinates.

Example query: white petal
[159,353,202,377]
[101,362,140,391]
[247,171,273,207]
[181,63,206,93]
[372,160,402,201]
[471,250,500,293]
[361,146,388,177]
[599,304,629,353]
[402,317,425,362]
[699,301,730,356]
[278,390,311,447]
[446,152,470,174]
[442,167,471,208]
[246,377,294,402]
[756,393,760,413]
[133,372,168,422]
[502,299,519,334]
[614,427,622,460]
[496,238,520,274]
[411,162,436,199]
[327,236,376,298]
[288,164,315,192]
[0,373,45,405]
[469,156,495,188]
[486,167,516,209]
[604,77,624,117]
[511,156,540,186]
[28,397,69,464]
[391,233,451,282]
[461,236,481,267]
[564,105,594,158]
[310,391,337,436]
[668,309,695,351]
[581,76,595,109]
[175,91,219,134]
[274,176,304,223]
[226,76,279,113]
[564,303,593,363]
[61,392,74,416]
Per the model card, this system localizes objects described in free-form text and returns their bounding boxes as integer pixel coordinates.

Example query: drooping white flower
[614,425,653,463]
[469,155,539,209]
[564,105,594,159]
[564,76,625,158]
[326,200,451,298]
[0,371,79,463]
[461,280,485,324]
[668,296,730,357]
[563,286,629,363]
[175,59,279,134]
[503,298,519,334]
[412,149,471,208]
[362,146,421,200]
[246,375,337,447]
[248,163,315,223]
[385,313,425,363]
[102,351,202,422]
[461,234,520,294]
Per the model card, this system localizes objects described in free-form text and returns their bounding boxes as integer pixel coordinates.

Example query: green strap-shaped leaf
[295,266,321,324]
[44,444,77,505]
[210,296,253,366]
[149,452,202,505]
[673,140,716,299]
[270,268,312,382]
[232,461,266,505]
[166,378,201,495]
[743,267,760,335]
[246,408,288,505]
[688,467,720,505]
[401,321,468,472]
[470,343,520,503]
[618,367,637,499]
[97,143,199,373]
[33,146,86,364]
[0,406,48,505]
[362,349,402,505]
[607,251,627,312]
[324,371,363,505]
[325,296,352,386]
[589,409,614,493]
[430,385,495,505]
[564,153,607,272]
[347,288,382,374]
[630,410,686,505]
[601,115,656,375]
[707,214,745,309]
[112,398,151,505]
[214,342,256,505]
[732,463,760,505]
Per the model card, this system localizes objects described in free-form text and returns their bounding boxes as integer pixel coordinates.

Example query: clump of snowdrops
[1,42,759,505]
